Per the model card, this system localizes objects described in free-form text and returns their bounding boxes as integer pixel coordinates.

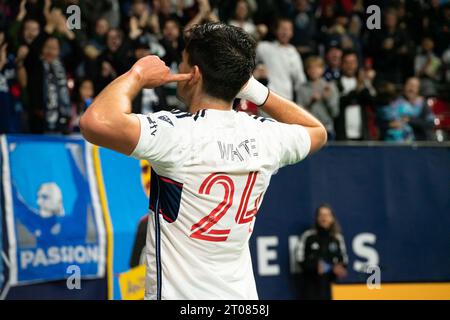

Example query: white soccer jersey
[131,108,311,300]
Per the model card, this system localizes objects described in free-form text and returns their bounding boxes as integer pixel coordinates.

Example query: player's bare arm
[261,91,328,154]
[79,56,192,155]
[238,77,328,154]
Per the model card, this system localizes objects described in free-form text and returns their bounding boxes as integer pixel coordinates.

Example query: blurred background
[0,0,449,300]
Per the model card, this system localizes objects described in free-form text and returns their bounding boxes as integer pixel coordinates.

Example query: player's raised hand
[131,55,192,89]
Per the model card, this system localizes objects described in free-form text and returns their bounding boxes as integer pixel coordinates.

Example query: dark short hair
[342,49,358,60]
[274,17,293,30]
[376,81,398,105]
[163,17,181,28]
[326,40,342,52]
[43,35,60,47]
[184,23,256,102]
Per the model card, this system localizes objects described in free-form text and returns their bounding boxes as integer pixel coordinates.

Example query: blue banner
[98,148,149,300]
[249,145,450,299]
[2,135,105,285]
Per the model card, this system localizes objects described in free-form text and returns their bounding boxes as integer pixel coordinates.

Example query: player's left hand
[131,55,192,89]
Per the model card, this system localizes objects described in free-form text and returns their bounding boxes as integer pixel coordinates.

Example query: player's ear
[190,65,202,85]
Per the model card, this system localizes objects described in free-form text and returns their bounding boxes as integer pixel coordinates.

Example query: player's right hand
[131,55,192,89]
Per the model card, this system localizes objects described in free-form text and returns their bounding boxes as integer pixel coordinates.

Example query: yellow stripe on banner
[92,145,114,300]
[332,282,450,300]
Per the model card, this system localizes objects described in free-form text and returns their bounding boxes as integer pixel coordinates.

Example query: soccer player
[80,23,327,300]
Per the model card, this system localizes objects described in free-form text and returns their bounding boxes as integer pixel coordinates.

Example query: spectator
[71,78,95,133]
[287,0,318,56]
[251,0,280,27]
[335,50,377,141]
[319,0,354,16]
[367,8,414,86]
[228,0,263,40]
[128,15,166,57]
[297,56,339,138]
[229,0,268,40]
[345,14,363,61]
[414,37,442,97]
[101,0,121,29]
[12,2,79,75]
[422,0,442,43]
[394,77,436,141]
[8,0,35,54]
[323,43,343,82]
[317,2,337,32]
[150,0,184,36]
[80,0,121,31]
[44,6,80,74]
[128,0,151,29]
[11,16,45,84]
[423,2,450,56]
[160,18,185,109]
[324,11,358,53]
[295,204,348,300]
[19,19,42,50]
[256,18,306,101]
[0,30,23,133]
[20,0,47,26]
[184,0,220,31]
[160,18,183,68]
[92,28,129,93]
[83,18,110,61]
[19,36,71,134]
[122,0,151,38]
[442,45,450,87]
[377,82,415,142]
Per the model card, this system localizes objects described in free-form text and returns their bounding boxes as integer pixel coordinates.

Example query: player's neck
[189,94,233,114]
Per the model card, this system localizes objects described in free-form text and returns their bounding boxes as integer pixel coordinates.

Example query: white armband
[237,76,270,107]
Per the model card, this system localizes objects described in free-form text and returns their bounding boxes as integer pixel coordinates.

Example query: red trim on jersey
[159,176,183,188]
[160,209,174,223]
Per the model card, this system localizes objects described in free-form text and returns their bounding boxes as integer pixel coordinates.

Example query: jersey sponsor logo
[146,116,158,136]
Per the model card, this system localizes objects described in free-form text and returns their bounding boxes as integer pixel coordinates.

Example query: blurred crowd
[0,0,449,141]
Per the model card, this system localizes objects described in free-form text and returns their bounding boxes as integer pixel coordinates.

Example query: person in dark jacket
[91,28,130,94]
[335,50,377,140]
[296,204,348,300]
[21,36,71,134]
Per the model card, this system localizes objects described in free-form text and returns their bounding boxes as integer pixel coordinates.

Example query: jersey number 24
[190,172,262,242]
